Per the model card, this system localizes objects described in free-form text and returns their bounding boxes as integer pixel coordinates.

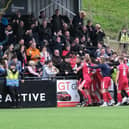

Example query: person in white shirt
[42,60,59,80]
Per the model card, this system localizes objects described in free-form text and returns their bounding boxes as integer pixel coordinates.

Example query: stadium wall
[5,0,81,18]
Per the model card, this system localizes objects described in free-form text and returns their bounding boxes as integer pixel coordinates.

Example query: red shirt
[118,64,128,80]
[62,50,70,57]
[70,56,77,68]
[82,62,91,80]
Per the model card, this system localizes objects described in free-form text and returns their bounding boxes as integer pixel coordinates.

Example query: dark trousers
[113,83,117,103]
[78,90,84,103]
[7,86,19,106]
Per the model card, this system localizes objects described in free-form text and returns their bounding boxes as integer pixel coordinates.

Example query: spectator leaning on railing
[25,60,40,77]
[42,60,59,80]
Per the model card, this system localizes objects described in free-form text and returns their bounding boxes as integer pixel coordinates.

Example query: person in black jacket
[38,20,52,41]
[59,55,73,76]
[52,49,62,69]
[72,11,86,29]
[86,20,95,46]
[51,9,63,33]
[53,36,63,54]
[93,24,105,47]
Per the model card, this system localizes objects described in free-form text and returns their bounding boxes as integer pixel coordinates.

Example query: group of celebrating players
[75,54,129,107]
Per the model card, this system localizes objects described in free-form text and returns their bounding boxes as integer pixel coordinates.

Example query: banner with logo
[57,80,80,107]
[0,80,57,108]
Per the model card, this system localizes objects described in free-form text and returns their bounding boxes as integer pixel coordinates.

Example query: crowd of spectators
[0,9,109,79]
[1,9,126,80]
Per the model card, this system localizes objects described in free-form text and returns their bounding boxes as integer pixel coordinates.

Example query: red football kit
[82,62,92,89]
[117,63,129,103]
[118,64,129,90]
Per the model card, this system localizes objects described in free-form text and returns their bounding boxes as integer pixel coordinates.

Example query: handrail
[24,75,77,80]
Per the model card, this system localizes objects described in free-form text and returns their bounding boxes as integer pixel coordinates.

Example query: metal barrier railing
[0,75,77,81]
[24,75,77,80]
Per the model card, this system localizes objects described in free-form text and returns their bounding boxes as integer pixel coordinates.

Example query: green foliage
[82,0,129,38]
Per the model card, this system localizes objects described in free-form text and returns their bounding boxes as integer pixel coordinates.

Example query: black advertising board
[0,80,57,108]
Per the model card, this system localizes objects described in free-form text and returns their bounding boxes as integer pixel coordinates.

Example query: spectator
[26,41,40,62]
[53,36,63,54]
[62,45,71,57]
[81,25,90,43]
[106,46,113,57]
[62,23,70,34]
[17,20,25,39]
[52,9,63,33]
[118,27,129,42]
[24,30,33,48]
[26,60,40,77]
[40,46,51,64]
[60,55,73,76]
[9,55,22,72]
[72,11,86,28]
[64,30,71,45]
[86,20,95,45]
[39,20,52,42]
[52,49,62,68]
[14,38,25,52]
[79,35,87,53]
[13,11,22,22]
[3,44,15,63]
[94,24,105,47]
[118,27,129,53]
[71,37,81,53]
[17,45,27,68]
[95,42,103,57]
[62,14,70,25]
[99,48,109,58]
[39,10,47,24]
[42,60,59,79]
[30,20,40,46]
[5,24,15,46]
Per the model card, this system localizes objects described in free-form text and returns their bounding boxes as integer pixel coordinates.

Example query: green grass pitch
[82,0,129,38]
[0,106,129,129]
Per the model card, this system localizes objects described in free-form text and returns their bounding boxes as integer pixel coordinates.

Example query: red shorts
[91,79,97,92]
[118,79,129,91]
[101,77,111,89]
[83,79,92,89]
